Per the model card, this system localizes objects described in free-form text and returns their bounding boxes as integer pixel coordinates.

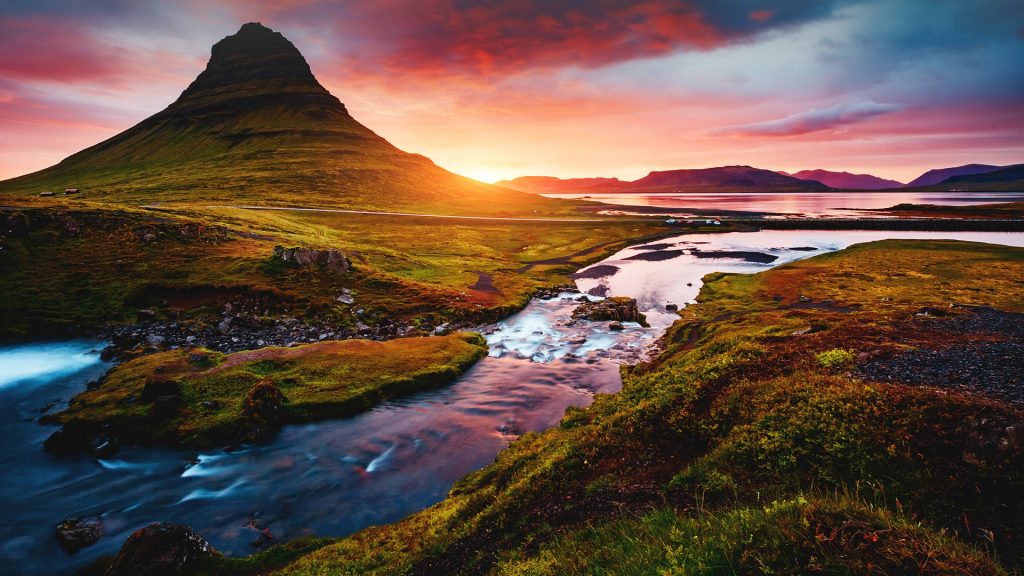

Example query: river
[2,229,1023,574]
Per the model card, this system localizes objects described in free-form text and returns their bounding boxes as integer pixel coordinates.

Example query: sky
[0,0,1022,184]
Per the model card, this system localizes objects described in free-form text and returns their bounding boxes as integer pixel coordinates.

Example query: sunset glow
[1,0,1022,183]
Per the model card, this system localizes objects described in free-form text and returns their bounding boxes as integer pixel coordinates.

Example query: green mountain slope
[0,23,554,216]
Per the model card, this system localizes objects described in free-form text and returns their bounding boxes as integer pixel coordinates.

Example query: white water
[0,342,105,390]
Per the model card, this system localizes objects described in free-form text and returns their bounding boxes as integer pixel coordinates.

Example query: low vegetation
[190,239,1024,575]
[0,198,671,342]
[49,333,487,449]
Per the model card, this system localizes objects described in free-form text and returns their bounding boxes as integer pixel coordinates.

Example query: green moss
[816,348,855,369]
[53,333,488,448]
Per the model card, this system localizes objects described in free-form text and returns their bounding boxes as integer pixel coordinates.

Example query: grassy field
[0,197,672,341]
[183,239,1024,575]
[50,333,487,449]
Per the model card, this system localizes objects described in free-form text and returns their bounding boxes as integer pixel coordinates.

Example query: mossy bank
[45,333,488,453]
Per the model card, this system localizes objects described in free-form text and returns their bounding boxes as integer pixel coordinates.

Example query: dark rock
[56,515,104,553]
[572,296,648,327]
[137,309,156,321]
[152,395,184,418]
[608,322,625,331]
[106,522,221,576]
[201,400,222,410]
[240,378,287,442]
[665,303,678,312]
[44,422,91,454]
[140,379,181,403]
[86,380,101,391]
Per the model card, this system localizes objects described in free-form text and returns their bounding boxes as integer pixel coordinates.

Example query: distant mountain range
[499,166,827,194]
[501,162,1023,194]
[904,164,1007,187]
[0,23,552,215]
[784,169,903,190]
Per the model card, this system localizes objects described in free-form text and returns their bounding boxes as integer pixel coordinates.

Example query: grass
[0,200,671,341]
[199,239,1024,575]
[879,202,1024,218]
[52,333,488,448]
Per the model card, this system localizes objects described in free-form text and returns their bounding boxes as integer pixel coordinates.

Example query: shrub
[816,348,855,369]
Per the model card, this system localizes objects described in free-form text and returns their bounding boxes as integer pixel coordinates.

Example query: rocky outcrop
[105,523,220,576]
[56,515,104,553]
[239,378,287,442]
[572,297,648,327]
[273,245,351,273]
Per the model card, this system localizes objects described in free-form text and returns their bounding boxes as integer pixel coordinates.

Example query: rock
[608,322,625,331]
[273,246,351,273]
[201,400,222,410]
[686,282,693,287]
[56,515,104,553]
[44,421,90,454]
[572,296,648,327]
[152,395,184,418]
[240,378,287,442]
[146,334,166,347]
[137,309,156,321]
[140,379,181,403]
[217,318,232,334]
[665,303,678,311]
[106,522,221,576]
[432,323,451,336]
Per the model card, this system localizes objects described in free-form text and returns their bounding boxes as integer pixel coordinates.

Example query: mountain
[498,166,826,194]
[788,169,902,190]
[0,23,553,215]
[496,176,627,193]
[904,164,1005,188]
[935,163,1024,191]
[631,166,826,191]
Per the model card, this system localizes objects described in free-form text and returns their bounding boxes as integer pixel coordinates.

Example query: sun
[462,168,504,184]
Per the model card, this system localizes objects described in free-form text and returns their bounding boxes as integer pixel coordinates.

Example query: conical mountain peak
[176,21,327,103]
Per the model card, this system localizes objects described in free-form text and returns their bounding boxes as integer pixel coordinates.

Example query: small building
[39,191,55,197]
[64,188,80,194]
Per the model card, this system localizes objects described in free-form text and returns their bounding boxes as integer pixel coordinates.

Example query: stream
[2,229,1024,574]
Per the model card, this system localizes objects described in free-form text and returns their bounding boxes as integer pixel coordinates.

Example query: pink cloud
[714,100,905,137]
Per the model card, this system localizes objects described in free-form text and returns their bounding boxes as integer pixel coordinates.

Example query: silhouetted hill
[789,169,902,190]
[905,164,1005,188]
[497,166,826,194]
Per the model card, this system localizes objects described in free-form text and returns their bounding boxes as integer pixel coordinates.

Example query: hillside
[0,23,556,216]
[905,163,1005,188]
[497,165,827,194]
[789,169,902,189]
[937,163,1024,191]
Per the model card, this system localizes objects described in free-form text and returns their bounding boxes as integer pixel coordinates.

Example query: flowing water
[544,191,1024,217]
[3,229,1024,574]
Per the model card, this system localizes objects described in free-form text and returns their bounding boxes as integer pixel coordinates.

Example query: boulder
[56,515,104,553]
[106,523,221,576]
[140,379,181,403]
[152,395,184,418]
[572,296,648,327]
[44,421,91,454]
[240,378,287,442]
[665,303,678,312]
[273,246,350,273]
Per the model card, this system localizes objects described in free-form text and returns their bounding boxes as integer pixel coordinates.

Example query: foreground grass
[203,239,1024,575]
[52,333,487,448]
